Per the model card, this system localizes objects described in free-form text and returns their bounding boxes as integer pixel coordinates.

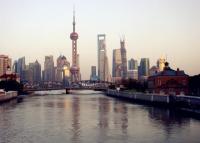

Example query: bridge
[23,80,113,94]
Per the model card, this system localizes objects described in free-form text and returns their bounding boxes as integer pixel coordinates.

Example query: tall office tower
[12,60,18,73]
[56,55,70,82]
[97,34,110,81]
[90,66,98,81]
[17,56,26,82]
[33,60,41,83]
[21,65,30,83]
[120,39,127,79]
[0,55,12,76]
[44,55,55,82]
[128,58,138,70]
[28,62,34,83]
[112,49,122,79]
[127,70,138,80]
[139,58,150,80]
[70,9,80,83]
[157,57,166,71]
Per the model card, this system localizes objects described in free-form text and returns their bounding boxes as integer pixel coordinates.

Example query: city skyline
[1,0,200,79]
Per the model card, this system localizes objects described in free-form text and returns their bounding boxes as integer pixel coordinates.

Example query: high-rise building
[33,60,41,83]
[90,66,98,81]
[112,49,122,80]
[127,70,138,80]
[12,60,18,73]
[17,57,26,82]
[21,65,30,83]
[120,39,127,79]
[55,55,70,82]
[70,9,80,83]
[97,34,110,81]
[28,62,34,83]
[139,58,150,80]
[44,55,55,82]
[0,55,12,76]
[157,57,166,71]
[128,58,138,70]
[128,58,138,80]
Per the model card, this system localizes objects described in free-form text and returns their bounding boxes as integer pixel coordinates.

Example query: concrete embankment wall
[0,91,18,103]
[106,90,200,112]
[107,89,170,105]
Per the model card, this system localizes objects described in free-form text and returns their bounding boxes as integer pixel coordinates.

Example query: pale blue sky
[0,0,200,79]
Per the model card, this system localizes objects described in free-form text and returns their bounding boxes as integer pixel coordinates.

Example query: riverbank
[106,89,200,114]
[0,91,18,103]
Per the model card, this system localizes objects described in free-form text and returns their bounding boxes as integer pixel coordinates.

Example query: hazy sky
[0,0,200,79]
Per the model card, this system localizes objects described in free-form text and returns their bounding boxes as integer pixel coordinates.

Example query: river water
[0,90,200,143]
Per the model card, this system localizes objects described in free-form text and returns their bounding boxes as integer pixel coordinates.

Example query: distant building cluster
[10,55,70,88]
[111,38,153,82]
[93,35,189,95]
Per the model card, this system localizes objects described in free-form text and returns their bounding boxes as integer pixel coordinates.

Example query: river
[0,90,200,143]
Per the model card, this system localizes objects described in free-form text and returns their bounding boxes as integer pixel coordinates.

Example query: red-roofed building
[148,62,189,95]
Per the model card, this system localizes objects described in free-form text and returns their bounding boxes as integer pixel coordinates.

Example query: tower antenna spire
[73,5,75,32]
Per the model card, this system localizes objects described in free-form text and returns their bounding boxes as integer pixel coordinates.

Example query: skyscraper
[28,62,35,83]
[139,58,150,80]
[120,39,127,79]
[70,9,80,83]
[12,60,18,73]
[44,55,55,82]
[17,56,25,82]
[0,55,12,76]
[97,34,110,81]
[127,58,138,80]
[112,49,122,79]
[127,70,138,80]
[157,57,166,71]
[90,66,98,81]
[56,55,70,82]
[33,60,41,83]
[128,58,138,70]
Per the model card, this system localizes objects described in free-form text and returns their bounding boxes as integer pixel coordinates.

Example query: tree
[189,74,200,96]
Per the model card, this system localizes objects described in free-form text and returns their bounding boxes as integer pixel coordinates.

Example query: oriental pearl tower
[70,9,80,83]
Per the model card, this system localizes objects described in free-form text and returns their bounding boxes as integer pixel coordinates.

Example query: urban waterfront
[0,90,200,143]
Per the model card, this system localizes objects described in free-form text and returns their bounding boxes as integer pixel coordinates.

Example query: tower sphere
[70,32,78,40]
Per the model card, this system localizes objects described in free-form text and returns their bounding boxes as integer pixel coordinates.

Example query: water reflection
[147,107,190,140]
[98,97,110,128]
[0,91,200,143]
[97,97,110,142]
[113,101,128,135]
[71,96,81,143]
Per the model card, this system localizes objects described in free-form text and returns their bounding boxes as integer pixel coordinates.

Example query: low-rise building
[148,62,189,95]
